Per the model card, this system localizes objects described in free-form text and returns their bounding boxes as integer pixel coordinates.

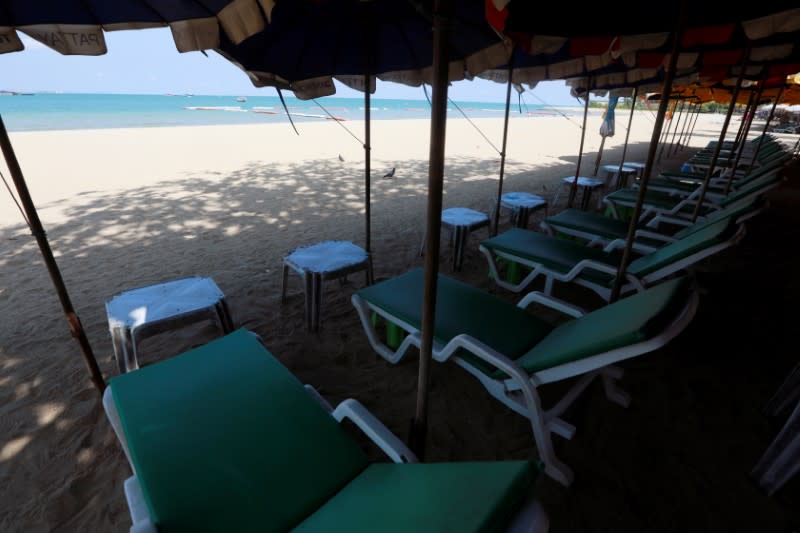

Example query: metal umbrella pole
[567,79,591,208]
[724,76,766,195]
[493,64,514,236]
[411,0,450,459]
[609,0,687,303]
[0,115,105,393]
[614,86,639,188]
[690,44,751,222]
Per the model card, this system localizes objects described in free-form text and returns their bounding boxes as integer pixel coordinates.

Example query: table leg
[216,299,235,333]
[366,257,374,286]
[518,208,530,228]
[124,328,139,372]
[303,272,313,331]
[312,273,322,333]
[281,263,289,303]
[110,327,126,374]
[580,188,592,211]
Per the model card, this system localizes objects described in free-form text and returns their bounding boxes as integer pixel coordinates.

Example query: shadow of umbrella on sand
[0,0,274,393]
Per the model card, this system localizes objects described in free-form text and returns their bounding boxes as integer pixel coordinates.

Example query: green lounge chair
[104,329,548,533]
[646,153,790,197]
[540,195,762,253]
[602,170,784,222]
[478,217,742,300]
[352,270,697,486]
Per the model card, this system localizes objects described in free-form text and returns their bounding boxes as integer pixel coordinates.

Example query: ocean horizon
[0,92,575,132]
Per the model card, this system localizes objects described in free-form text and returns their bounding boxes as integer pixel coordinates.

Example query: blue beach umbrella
[593,94,618,174]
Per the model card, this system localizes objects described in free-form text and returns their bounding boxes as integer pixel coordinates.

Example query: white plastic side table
[106,276,234,373]
[281,240,373,332]
[500,192,548,228]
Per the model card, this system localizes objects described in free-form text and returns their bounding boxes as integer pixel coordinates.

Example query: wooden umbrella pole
[493,64,514,236]
[567,79,591,208]
[684,101,702,150]
[747,86,783,171]
[666,99,685,156]
[690,43,751,223]
[724,76,766,195]
[593,136,606,176]
[615,86,639,182]
[411,0,451,460]
[363,11,372,254]
[0,114,105,393]
[657,99,677,161]
[675,101,695,151]
[609,0,687,303]
[732,90,755,149]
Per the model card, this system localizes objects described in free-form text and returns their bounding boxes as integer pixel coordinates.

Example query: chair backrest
[673,196,759,239]
[109,329,369,532]
[511,277,689,375]
[628,218,735,277]
[720,172,783,208]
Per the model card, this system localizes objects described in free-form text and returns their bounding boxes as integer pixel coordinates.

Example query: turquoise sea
[0,92,560,132]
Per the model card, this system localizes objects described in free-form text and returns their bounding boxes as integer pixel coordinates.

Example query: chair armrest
[518,291,585,318]
[332,399,418,464]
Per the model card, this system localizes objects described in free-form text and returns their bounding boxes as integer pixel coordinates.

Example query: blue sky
[0,29,578,105]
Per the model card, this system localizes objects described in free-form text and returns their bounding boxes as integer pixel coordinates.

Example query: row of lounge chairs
[102,135,792,531]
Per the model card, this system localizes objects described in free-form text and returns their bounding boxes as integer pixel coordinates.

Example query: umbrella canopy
[0,0,267,55]
[215,0,510,99]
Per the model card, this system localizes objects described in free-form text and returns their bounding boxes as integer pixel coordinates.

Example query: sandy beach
[1,111,797,531]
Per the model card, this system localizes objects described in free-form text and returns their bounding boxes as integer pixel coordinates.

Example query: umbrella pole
[568,79,591,208]
[657,99,677,161]
[411,0,450,460]
[493,65,514,236]
[732,91,754,149]
[684,101,702,150]
[690,44,751,222]
[724,78,766,195]
[675,101,695,151]
[667,99,685,156]
[364,78,371,253]
[609,0,687,303]
[748,86,783,169]
[615,87,639,186]
[0,115,105,394]
[593,136,606,176]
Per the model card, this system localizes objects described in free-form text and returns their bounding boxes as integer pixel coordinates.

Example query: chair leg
[110,328,126,374]
[764,363,800,417]
[601,366,632,408]
[521,384,575,487]
[751,399,800,496]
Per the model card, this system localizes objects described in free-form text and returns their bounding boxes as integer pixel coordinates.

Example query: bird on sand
[338,154,345,162]
[383,167,396,178]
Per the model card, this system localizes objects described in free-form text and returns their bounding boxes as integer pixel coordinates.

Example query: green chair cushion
[356,268,553,376]
[627,217,733,277]
[605,188,684,209]
[672,198,757,239]
[110,329,369,532]
[481,228,621,278]
[719,173,782,207]
[544,209,632,240]
[293,461,537,533]
[511,277,688,375]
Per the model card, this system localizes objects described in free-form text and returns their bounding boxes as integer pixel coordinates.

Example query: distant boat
[236,96,247,102]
